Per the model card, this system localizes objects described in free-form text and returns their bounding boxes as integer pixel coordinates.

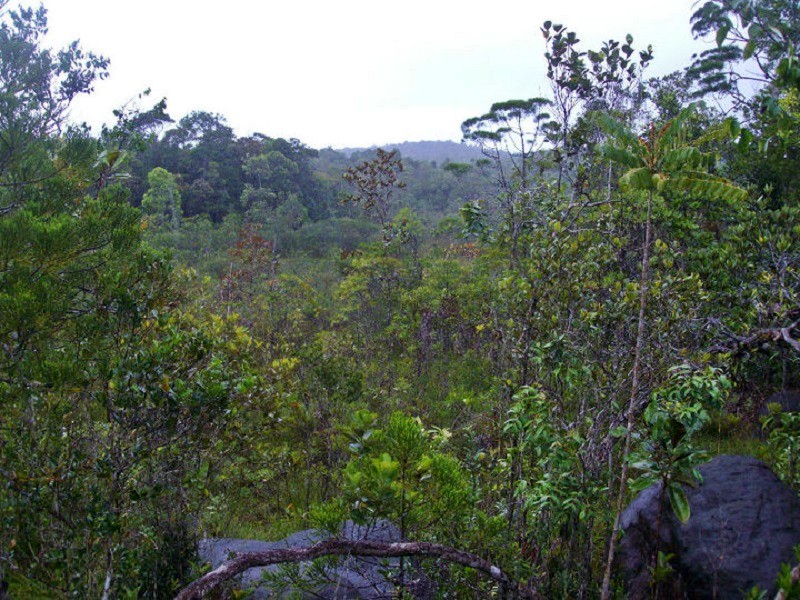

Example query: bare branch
[174,538,538,600]
[705,317,800,356]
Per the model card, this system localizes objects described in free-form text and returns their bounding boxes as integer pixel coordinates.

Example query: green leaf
[657,105,696,154]
[663,147,702,170]
[716,23,731,47]
[620,167,654,191]
[743,39,757,60]
[630,475,657,493]
[667,482,691,524]
[595,112,641,149]
[601,146,643,169]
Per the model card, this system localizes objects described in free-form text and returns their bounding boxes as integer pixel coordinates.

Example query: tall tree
[142,166,182,230]
[0,8,255,596]
[689,0,800,106]
[597,106,747,599]
[342,148,406,228]
[0,3,108,196]
[241,150,300,213]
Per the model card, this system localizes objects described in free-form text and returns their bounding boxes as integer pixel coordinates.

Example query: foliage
[341,412,472,541]
[341,148,406,228]
[689,0,800,103]
[630,365,732,523]
[6,3,800,599]
[763,406,800,490]
[142,167,182,230]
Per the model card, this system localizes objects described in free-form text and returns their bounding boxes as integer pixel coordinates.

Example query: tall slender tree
[597,105,747,599]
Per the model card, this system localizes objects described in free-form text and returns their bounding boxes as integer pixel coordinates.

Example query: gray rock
[198,520,433,599]
[762,390,800,415]
[619,455,800,599]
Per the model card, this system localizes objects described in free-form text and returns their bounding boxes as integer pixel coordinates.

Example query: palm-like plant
[598,104,747,600]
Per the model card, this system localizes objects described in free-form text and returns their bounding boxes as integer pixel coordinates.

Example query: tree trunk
[600,189,654,600]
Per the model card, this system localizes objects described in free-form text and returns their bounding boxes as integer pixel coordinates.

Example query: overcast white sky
[37,0,711,149]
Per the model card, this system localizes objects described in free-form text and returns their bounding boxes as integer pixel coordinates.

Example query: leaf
[620,167,655,191]
[629,475,657,493]
[657,105,696,154]
[601,145,643,169]
[663,147,703,170]
[668,482,691,524]
[716,23,731,47]
[738,128,753,151]
[743,39,757,60]
[666,173,748,203]
[596,112,641,150]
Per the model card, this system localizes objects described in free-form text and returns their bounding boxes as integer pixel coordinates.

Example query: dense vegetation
[1,1,799,598]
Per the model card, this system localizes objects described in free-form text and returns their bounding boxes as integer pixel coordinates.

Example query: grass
[696,411,772,463]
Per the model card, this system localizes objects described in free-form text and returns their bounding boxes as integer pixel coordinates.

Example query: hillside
[336,140,485,164]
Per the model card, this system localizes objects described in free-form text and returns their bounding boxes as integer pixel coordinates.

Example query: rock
[619,455,800,599]
[198,520,434,599]
[762,390,800,415]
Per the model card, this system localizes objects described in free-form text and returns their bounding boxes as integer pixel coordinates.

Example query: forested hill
[337,140,485,164]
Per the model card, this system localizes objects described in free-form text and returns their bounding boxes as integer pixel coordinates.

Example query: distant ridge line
[335,140,484,164]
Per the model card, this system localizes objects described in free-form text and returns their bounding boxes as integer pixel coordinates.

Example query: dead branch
[174,538,537,600]
[705,317,800,356]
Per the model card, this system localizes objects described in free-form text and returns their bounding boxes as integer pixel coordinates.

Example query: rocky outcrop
[619,455,800,599]
[198,520,434,599]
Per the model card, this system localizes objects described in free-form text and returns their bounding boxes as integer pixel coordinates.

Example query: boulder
[619,455,800,599]
[762,390,800,415]
[198,520,434,599]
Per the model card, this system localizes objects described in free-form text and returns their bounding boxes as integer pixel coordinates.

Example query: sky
[36,0,713,149]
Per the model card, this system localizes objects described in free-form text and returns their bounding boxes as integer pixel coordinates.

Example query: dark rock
[198,520,434,599]
[762,391,800,415]
[619,455,800,599]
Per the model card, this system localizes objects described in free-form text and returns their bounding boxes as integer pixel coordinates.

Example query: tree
[159,111,242,221]
[142,166,182,230]
[0,3,107,199]
[0,8,257,596]
[461,98,553,193]
[0,3,107,126]
[342,148,405,228]
[540,22,653,195]
[240,150,300,213]
[689,0,800,105]
[461,98,554,259]
[597,105,747,599]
